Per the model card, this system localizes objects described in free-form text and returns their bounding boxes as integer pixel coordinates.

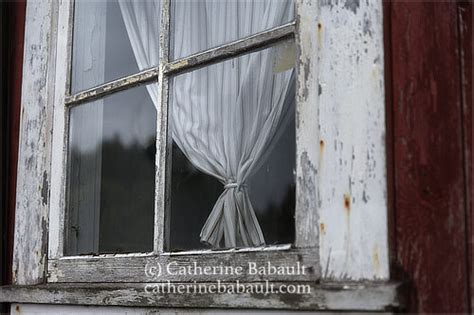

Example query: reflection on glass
[171,0,294,59]
[71,0,160,93]
[66,84,157,255]
[169,41,296,251]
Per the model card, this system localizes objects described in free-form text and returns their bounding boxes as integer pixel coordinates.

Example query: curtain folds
[119,0,295,249]
[118,0,160,107]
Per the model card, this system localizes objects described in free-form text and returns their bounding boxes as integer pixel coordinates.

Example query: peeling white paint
[317,0,389,280]
[12,0,56,285]
[10,0,390,312]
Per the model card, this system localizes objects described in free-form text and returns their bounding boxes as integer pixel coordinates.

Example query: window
[169,44,297,251]
[66,85,156,255]
[47,0,319,283]
[5,0,398,310]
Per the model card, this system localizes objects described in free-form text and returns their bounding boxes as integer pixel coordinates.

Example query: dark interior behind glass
[66,85,156,255]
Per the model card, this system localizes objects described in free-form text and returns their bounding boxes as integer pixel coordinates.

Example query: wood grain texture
[164,22,295,75]
[382,0,397,285]
[48,248,319,283]
[48,0,72,261]
[155,0,170,255]
[0,281,402,311]
[457,1,472,310]
[12,0,56,285]
[388,1,471,312]
[65,68,159,106]
[9,304,395,315]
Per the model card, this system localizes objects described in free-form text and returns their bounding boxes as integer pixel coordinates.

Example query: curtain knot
[224,181,246,190]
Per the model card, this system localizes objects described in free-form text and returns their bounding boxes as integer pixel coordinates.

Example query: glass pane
[71,0,160,93]
[171,0,294,60]
[66,84,157,255]
[169,41,296,251]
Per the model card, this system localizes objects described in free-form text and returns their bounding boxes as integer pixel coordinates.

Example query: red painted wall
[4,0,26,286]
[458,2,473,311]
[385,1,472,312]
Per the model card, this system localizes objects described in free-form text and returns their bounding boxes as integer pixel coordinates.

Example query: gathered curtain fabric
[119,0,295,248]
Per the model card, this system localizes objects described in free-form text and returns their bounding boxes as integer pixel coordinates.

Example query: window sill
[0,281,403,311]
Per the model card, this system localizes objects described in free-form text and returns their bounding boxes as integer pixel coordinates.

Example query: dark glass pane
[170,122,295,251]
[169,42,296,251]
[71,0,160,93]
[171,0,294,60]
[66,84,157,255]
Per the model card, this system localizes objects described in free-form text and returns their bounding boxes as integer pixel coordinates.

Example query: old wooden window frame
[1,0,402,311]
[47,0,320,284]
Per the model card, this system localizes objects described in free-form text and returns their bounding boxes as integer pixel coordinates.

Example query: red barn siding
[385,1,472,312]
[457,2,473,309]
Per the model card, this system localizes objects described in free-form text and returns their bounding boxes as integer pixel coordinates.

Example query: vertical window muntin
[62,0,298,257]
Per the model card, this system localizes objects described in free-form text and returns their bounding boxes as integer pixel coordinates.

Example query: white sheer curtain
[120,0,295,248]
[70,0,107,254]
[119,0,160,107]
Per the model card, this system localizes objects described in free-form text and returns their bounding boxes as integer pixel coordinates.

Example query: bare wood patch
[47,248,320,283]
[65,67,159,106]
[164,22,295,75]
[0,281,403,311]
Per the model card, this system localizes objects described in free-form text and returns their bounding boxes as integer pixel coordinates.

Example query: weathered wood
[65,68,159,106]
[155,0,170,254]
[163,22,295,75]
[11,305,395,315]
[0,2,7,296]
[3,0,26,286]
[48,0,72,261]
[389,2,470,312]
[294,0,320,251]
[64,22,296,108]
[12,0,57,285]
[0,281,402,311]
[382,0,397,282]
[48,248,319,283]
[457,2,472,310]
[11,304,153,314]
[17,0,391,308]
[316,0,389,280]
